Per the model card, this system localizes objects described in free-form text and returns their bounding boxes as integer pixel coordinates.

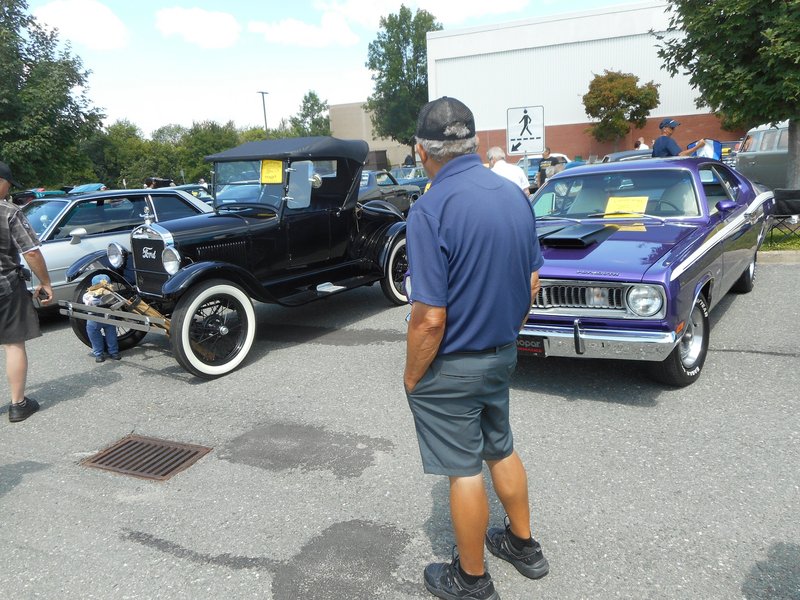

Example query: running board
[278,275,377,306]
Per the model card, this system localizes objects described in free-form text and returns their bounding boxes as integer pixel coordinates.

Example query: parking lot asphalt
[1,259,799,600]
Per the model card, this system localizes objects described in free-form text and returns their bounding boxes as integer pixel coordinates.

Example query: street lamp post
[258,91,269,133]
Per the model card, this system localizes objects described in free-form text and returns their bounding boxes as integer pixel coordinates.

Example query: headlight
[107,243,125,268]
[627,285,663,317]
[162,246,181,275]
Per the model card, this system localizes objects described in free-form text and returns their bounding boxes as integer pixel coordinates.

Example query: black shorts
[406,343,517,477]
[0,278,41,345]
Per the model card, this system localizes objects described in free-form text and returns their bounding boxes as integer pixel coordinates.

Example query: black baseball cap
[0,161,22,188]
[415,96,476,141]
[659,118,680,129]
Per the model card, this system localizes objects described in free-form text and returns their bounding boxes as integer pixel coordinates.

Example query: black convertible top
[205,136,369,164]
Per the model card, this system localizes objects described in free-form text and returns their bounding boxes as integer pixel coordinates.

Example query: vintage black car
[59,137,408,378]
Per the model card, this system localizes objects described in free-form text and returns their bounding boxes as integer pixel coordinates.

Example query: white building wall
[427,1,697,131]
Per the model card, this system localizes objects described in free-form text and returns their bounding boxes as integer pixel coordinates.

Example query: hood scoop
[539,222,617,248]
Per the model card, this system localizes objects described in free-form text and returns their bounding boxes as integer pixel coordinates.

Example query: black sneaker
[485,517,549,579]
[423,549,500,600]
[110,354,121,361]
[95,355,105,363]
[9,397,40,423]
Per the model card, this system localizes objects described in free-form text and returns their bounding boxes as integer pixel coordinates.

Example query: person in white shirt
[487,147,530,197]
[635,137,649,150]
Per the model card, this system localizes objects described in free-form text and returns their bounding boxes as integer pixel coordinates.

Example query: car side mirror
[715,199,737,213]
[69,227,88,244]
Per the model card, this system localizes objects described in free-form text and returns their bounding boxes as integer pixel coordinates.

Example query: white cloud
[247,12,359,48]
[155,7,241,49]
[34,0,129,50]
[315,0,530,29]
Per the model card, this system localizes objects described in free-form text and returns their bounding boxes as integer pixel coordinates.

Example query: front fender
[378,222,407,271]
[66,250,117,282]
[162,261,270,301]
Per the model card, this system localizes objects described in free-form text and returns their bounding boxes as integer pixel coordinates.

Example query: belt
[449,342,515,356]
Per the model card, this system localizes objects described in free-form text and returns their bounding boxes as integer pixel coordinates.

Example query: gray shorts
[406,343,517,477]
[0,278,41,345]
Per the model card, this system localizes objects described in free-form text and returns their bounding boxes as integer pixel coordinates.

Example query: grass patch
[763,224,800,251]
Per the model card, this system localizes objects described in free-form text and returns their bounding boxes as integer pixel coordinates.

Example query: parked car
[173,183,213,203]
[601,149,652,162]
[10,188,66,206]
[359,170,421,215]
[67,183,108,194]
[22,189,212,308]
[522,157,773,387]
[516,153,570,190]
[735,121,788,189]
[390,166,429,192]
[720,140,740,167]
[59,136,409,379]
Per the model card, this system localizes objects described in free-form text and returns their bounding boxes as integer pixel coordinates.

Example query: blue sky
[28,0,648,137]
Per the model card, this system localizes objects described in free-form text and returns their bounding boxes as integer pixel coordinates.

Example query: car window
[21,200,68,236]
[759,130,779,151]
[698,166,736,213]
[739,133,758,152]
[151,194,201,222]
[376,172,392,186]
[53,197,145,239]
[777,129,788,151]
[285,160,313,210]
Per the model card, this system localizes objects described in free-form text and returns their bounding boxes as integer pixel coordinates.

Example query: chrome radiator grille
[534,284,626,310]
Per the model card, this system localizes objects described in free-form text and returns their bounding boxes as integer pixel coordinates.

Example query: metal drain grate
[82,435,212,481]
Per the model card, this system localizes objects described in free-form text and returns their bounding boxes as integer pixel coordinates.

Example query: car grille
[131,235,167,296]
[535,284,626,310]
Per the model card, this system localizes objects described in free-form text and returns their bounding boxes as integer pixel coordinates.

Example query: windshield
[532,169,701,220]
[21,199,69,235]
[213,160,285,208]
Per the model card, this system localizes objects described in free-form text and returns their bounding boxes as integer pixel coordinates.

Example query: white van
[735,121,788,189]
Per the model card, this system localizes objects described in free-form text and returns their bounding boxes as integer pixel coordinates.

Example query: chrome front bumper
[519,320,678,361]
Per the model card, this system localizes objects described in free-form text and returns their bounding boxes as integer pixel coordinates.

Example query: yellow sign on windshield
[260,160,283,184]
[606,196,648,217]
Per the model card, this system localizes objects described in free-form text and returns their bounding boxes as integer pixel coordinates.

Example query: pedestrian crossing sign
[507,106,544,154]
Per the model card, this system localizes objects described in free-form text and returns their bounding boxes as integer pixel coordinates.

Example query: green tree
[365,5,441,158]
[0,0,102,186]
[583,70,660,145]
[657,0,800,187]
[180,120,239,183]
[289,91,331,137]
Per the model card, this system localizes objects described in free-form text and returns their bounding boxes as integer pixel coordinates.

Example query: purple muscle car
[522,157,773,387]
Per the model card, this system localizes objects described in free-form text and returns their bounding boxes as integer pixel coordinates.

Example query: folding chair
[770,189,800,243]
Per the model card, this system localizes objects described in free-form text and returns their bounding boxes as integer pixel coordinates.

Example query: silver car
[21,189,212,308]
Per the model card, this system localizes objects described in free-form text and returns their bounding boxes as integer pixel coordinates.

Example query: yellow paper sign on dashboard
[260,160,283,184]
[606,196,648,217]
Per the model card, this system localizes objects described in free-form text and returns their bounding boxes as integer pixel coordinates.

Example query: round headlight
[107,242,125,268]
[162,246,181,275]
[627,286,663,317]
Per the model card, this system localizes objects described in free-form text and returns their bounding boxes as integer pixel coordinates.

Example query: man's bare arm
[22,248,54,304]
[405,302,446,392]
[520,271,540,329]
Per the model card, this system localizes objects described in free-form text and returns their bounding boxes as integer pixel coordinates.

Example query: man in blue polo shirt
[652,118,704,158]
[404,97,547,600]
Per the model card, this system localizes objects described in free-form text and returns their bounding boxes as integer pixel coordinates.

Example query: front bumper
[519,320,678,361]
[59,300,169,336]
